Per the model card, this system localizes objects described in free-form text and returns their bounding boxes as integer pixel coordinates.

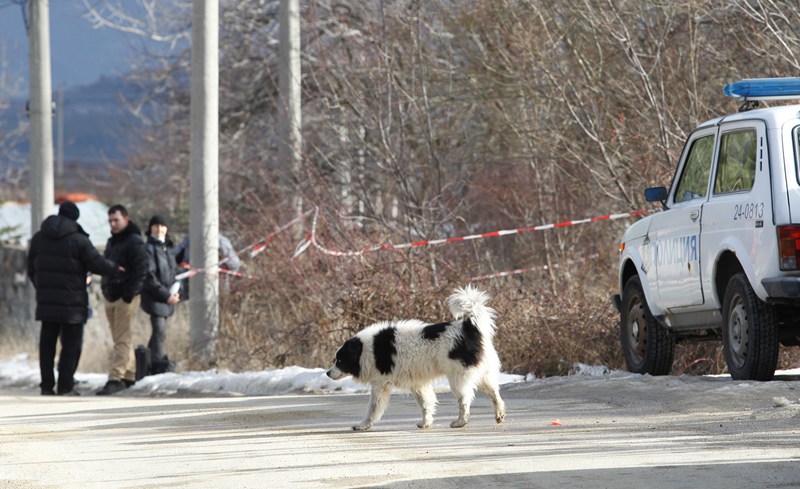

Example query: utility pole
[189,0,219,367]
[56,83,63,179]
[279,0,302,218]
[28,0,54,234]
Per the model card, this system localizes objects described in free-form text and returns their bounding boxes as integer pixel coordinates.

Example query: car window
[794,126,800,186]
[674,135,714,203]
[714,129,756,194]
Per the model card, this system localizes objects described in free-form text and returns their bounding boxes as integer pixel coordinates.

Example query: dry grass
[6,241,800,379]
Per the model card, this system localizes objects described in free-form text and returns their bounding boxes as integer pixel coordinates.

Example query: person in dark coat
[140,214,180,374]
[27,200,120,395]
[97,204,148,395]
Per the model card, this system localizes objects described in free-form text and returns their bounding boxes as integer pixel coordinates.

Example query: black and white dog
[327,285,506,431]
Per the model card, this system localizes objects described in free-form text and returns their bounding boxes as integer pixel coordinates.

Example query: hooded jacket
[27,215,118,324]
[100,220,147,303]
[141,234,178,317]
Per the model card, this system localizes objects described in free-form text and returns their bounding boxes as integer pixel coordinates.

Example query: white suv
[614,78,800,381]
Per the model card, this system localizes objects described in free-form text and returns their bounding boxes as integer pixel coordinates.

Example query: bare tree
[78,0,800,373]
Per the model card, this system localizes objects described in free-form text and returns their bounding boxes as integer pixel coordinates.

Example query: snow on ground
[0,354,526,397]
[3,353,799,399]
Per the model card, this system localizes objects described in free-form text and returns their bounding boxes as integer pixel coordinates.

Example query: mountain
[0,2,170,177]
[2,75,146,167]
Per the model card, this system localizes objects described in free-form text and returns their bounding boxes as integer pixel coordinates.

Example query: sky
[0,0,143,97]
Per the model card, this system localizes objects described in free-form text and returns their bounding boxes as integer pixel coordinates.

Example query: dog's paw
[352,423,372,431]
[449,419,467,429]
[417,420,433,429]
[495,410,506,423]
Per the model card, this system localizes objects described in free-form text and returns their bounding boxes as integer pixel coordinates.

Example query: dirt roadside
[1,373,800,488]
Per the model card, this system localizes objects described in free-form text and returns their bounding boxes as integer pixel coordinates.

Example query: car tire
[620,275,675,375]
[721,273,778,381]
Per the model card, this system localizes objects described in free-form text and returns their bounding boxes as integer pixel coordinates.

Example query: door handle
[690,210,700,221]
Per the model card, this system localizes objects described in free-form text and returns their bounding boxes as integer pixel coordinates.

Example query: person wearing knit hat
[27,202,121,395]
[58,201,80,221]
[139,214,179,377]
[148,214,168,229]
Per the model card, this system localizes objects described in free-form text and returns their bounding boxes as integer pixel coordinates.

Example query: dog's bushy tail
[448,284,497,335]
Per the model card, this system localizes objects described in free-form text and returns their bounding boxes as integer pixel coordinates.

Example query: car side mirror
[644,187,667,203]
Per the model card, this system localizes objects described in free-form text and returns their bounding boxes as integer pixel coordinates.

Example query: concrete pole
[28,0,54,234]
[56,84,63,178]
[279,0,302,217]
[189,0,219,367]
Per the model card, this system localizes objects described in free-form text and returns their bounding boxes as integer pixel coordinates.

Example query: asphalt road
[2,374,800,488]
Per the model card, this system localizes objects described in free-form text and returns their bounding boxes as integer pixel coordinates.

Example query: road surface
[2,373,800,488]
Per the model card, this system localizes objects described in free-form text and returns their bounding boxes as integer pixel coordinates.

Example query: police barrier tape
[174,209,315,281]
[295,207,653,258]
[177,206,652,282]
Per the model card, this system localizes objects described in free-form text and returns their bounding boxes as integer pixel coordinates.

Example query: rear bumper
[761,277,800,299]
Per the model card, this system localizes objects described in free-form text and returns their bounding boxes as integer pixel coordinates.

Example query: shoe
[123,379,136,388]
[96,380,126,396]
[58,390,80,396]
[41,389,56,396]
[151,357,176,375]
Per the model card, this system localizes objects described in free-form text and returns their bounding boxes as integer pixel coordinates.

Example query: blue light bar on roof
[724,77,800,100]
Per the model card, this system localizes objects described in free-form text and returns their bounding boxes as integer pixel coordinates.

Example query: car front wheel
[620,275,675,375]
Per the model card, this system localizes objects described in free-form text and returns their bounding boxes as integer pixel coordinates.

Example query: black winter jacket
[101,221,147,303]
[141,235,178,318]
[27,215,118,324]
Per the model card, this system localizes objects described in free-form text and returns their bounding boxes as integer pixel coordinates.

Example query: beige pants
[105,297,139,382]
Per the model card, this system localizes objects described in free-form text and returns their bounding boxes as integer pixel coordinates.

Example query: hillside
[1,75,145,170]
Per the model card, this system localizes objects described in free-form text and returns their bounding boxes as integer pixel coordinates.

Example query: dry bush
[213,225,800,377]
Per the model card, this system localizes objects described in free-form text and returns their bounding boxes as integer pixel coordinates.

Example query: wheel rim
[727,294,749,369]
[626,298,647,366]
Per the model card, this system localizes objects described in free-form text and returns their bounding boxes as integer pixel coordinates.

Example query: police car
[614,78,800,381]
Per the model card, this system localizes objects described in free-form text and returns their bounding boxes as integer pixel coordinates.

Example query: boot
[96,380,126,396]
[151,356,176,375]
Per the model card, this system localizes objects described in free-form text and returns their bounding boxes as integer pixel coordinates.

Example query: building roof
[0,198,111,247]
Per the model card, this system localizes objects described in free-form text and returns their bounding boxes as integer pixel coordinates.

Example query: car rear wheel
[620,275,675,375]
[721,273,778,381]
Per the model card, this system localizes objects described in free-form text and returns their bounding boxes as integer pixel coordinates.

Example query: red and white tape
[176,209,314,281]
[297,207,652,258]
[175,206,652,284]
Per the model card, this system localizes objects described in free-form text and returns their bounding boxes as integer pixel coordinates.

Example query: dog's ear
[337,337,363,378]
[344,337,363,357]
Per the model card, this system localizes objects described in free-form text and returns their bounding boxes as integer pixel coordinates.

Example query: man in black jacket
[97,204,148,395]
[27,201,120,396]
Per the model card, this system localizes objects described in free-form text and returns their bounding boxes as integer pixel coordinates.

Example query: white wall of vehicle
[619,218,665,315]
[779,119,800,225]
[702,119,772,303]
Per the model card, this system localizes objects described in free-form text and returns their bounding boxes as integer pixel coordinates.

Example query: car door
[650,128,716,310]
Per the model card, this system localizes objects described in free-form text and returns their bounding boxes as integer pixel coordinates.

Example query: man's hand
[167,293,180,305]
